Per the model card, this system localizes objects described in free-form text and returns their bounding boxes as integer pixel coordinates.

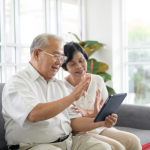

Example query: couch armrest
[115,104,150,130]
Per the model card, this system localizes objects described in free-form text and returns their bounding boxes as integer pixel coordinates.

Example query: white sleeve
[67,104,82,119]
[2,77,39,129]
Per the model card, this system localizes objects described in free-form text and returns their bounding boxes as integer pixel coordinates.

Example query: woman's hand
[71,89,105,118]
[71,103,89,117]
[92,89,104,118]
[101,114,118,128]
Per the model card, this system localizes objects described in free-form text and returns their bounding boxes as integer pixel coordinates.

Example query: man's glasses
[38,49,68,64]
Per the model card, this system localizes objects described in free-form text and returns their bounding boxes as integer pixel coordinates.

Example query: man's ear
[33,49,40,61]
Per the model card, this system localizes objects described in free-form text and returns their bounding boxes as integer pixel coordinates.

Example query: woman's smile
[76,69,84,74]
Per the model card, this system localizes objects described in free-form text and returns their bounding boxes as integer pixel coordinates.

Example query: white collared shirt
[63,74,108,134]
[2,63,81,145]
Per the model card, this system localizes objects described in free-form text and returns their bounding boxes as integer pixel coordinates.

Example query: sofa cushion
[0,83,8,150]
[115,126,150,146]
[116,104,150,130]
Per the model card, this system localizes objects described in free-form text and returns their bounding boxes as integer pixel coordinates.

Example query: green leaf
[82,45,102,57]
[83,47,91,56]
[106,86,116,95]
[68,32,81,42]
[79,42,86,47]
[96,62,109,73]
[87,45,102,57]
[84,41,105,47]
[87,59,99,74]
[97,72,112,82]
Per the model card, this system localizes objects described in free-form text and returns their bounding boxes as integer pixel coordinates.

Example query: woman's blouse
[63,74,108,134]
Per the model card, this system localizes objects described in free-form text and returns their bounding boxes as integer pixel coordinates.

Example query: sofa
[115,104,150,146]
[0,83,150,150]
[0,83,7,150]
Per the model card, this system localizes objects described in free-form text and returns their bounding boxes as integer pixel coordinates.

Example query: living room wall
[84,0,123,94]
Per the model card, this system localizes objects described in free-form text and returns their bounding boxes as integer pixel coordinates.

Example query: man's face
[37,38,64,81]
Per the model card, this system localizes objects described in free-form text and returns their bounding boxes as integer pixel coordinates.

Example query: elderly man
[2,33,116,150]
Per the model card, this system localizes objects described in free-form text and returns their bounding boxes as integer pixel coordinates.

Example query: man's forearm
[27,76,90,123]
[27,94,75,122]
[71,117,104,132]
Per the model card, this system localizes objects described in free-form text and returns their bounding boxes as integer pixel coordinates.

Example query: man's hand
[70,75,90,101]
[71,113,118,133]
[101,114,118,128]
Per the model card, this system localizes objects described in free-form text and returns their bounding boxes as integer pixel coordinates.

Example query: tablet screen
[94,93,127,122]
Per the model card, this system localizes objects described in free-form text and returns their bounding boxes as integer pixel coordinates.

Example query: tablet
[94,93,127,122]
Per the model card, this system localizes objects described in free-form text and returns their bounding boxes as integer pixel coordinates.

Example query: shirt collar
[27,63,56,82]
[27,63,41,81]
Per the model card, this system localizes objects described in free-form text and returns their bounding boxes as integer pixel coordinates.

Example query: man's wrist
[68,93,76,102]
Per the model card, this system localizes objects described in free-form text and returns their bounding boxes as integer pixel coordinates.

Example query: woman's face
[66,51,87,79]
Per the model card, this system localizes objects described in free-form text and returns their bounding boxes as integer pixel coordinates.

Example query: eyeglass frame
[38,49,68,64]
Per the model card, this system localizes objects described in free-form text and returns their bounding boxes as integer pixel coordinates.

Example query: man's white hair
[30,33,64,55]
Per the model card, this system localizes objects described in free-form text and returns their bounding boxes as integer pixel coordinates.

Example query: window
[61,0,81,78]
[0,0,83,82]
[123,0,150,105]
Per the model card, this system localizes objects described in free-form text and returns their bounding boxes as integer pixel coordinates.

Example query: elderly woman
[62,42,141,150]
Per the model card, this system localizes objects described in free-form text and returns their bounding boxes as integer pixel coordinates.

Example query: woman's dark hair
[62,42,88,71]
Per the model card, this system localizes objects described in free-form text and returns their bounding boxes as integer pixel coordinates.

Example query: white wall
[85,0,123,93]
